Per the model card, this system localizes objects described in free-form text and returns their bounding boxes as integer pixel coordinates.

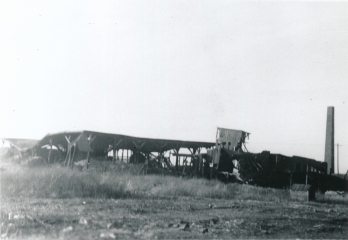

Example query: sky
[1,1,347,172]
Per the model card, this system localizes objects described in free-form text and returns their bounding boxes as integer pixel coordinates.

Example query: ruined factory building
[2,126,347,193]
[33,130,215,164]
[205,128,347,192]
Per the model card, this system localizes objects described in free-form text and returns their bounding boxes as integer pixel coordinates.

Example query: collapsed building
[202,128,346,192]
[29,130,215,171]
[1,128,346,192]
[1,107,346,192]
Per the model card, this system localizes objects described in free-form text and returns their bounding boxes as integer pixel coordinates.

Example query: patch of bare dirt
[1,197,347,239]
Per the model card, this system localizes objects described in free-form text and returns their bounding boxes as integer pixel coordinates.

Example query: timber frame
[33,130,215,169]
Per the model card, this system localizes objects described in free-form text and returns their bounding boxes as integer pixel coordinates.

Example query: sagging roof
[35,130,215,153]
[1,138,39,151]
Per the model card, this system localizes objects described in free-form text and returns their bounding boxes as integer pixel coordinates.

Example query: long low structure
[1,126,346,192]
[36,130,215,154]
[32,130,215,167]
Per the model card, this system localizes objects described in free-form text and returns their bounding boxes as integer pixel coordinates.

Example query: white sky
[1,1,347,172]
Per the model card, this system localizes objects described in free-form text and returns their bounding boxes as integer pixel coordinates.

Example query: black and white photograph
[0,0,347,239]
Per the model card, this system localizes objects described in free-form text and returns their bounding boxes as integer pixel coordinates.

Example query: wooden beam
[132,140,146,149]
[161,143,167,149]
[90,135,97,143]
[139,141,146,149]
[114,139,123,148]
[153,142,167,152]
[71,143,76,168]
[65,136,71,144]
[174,148,180,170]
[113,138,123,162]
[64,144,72,166]
[86,151,90,170]
[132,140,139,148]
[47,139,52,164]
[172,153,194,157]
[158,152,162,168]
[113,148,116,162]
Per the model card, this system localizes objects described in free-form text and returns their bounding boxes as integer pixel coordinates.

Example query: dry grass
[315,191,348,204]
[1,158,346,204]
[1,161,289,202]
[1,158,347,239]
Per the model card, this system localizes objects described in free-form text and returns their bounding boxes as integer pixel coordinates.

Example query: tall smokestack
[324,106,334,175]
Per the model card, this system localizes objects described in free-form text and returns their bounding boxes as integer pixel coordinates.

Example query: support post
[87,151,90,170]
[64,136,71,166]
[113,139,115,162]
[121,149,124,162]
[337,143,340,176]
[175,148,179,170]
[306,164,308,186]
[71,144,76,168]
[47,139,52,164]
[158,152,163,167]
[113,138,123,162]
[192,148,197,169]
[210,160,213,180]
[67,146,72,166]
[202,156,205,177]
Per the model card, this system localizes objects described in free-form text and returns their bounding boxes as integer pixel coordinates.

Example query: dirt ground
[1,196,347,239]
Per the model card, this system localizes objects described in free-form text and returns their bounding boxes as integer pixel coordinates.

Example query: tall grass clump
[1,165,130,199]
[1,164,290,202]
[315,191,348,205]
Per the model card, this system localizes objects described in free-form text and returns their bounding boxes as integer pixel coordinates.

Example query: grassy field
[1,157,348,239]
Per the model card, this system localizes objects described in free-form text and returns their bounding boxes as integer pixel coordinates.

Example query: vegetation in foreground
[1,157,347,203]
[1,158,347,239]
[1,161,290,201]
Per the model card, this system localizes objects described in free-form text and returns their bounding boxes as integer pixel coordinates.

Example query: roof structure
[35,130,215,153]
